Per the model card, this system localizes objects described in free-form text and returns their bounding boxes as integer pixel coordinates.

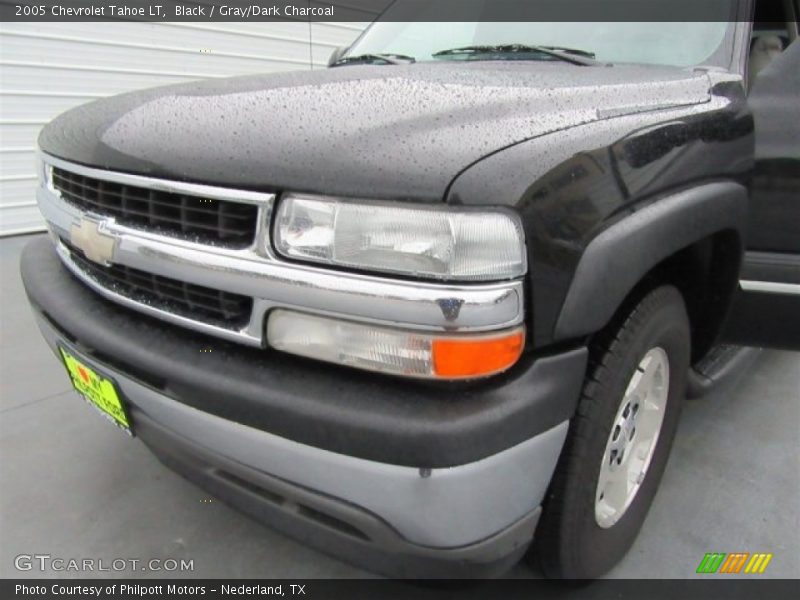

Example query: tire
[533,285,691,579]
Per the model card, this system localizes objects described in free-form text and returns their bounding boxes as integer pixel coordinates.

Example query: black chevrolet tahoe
[20,1,800,580]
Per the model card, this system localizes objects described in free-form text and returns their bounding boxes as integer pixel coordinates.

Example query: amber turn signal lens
[432,328,525,379]
[268,310,524,380]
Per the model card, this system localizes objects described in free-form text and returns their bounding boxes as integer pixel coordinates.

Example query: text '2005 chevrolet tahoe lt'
[21,0,800,579]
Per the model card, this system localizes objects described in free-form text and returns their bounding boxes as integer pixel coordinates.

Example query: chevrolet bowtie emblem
[70,218,116,265]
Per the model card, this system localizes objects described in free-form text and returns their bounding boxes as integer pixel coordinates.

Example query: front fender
[554,181,748,340]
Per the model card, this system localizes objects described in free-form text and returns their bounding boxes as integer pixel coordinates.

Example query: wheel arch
[554,181,748,362]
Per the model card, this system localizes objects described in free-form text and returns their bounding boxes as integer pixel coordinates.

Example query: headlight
[267,310,525,380]
[273,194,526,281]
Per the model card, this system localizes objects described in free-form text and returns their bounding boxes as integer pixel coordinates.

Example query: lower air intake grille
[51,167,258,248]
[62,239,253,330]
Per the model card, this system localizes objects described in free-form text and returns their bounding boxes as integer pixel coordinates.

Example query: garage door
[0,20,366,236]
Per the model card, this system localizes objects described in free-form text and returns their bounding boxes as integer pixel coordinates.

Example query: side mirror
[328,46,347,67]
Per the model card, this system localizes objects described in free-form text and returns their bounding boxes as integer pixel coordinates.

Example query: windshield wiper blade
[332,53,416,67]
[433,44,602,66]
[540,46,597,59]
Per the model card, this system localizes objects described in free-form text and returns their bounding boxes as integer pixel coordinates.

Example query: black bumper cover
[21,236,587,468]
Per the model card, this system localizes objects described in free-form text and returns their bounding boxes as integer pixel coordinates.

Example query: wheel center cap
[622,416,636,442]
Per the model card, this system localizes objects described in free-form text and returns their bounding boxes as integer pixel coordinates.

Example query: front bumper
[22,237,587,577]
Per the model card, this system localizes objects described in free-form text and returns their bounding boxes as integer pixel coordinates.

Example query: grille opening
[214,470,284,506]
[295,505,371,542]
[51,167,258,248]
[214,469,371,542]
[61,238,253,330]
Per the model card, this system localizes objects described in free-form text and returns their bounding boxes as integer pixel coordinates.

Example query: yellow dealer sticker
[59,346,132,435]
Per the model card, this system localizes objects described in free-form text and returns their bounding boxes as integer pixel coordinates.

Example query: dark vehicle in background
[21,0,799,579]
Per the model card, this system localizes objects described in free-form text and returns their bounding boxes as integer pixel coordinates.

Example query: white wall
[0,20,366,235]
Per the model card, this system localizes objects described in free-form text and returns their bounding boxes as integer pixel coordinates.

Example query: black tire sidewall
[539,286,691,579]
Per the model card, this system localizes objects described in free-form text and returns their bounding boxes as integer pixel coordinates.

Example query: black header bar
[4,579,800,600]
[1,0,746,23]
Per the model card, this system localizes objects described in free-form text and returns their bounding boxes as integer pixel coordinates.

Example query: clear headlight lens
[267,310,525,380]
[273,194,526,281]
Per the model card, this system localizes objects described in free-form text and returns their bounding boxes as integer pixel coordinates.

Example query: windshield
[347,21,733,68]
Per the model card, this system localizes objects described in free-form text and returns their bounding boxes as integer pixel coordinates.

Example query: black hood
[39,61,711,202]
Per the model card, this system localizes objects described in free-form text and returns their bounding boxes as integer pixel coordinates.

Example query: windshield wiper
[331,53,416,67]
[432,44,602,66]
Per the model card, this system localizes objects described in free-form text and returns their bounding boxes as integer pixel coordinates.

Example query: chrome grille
[39,153,525,349]
[62,239,253,330]
[52,167,258,248]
